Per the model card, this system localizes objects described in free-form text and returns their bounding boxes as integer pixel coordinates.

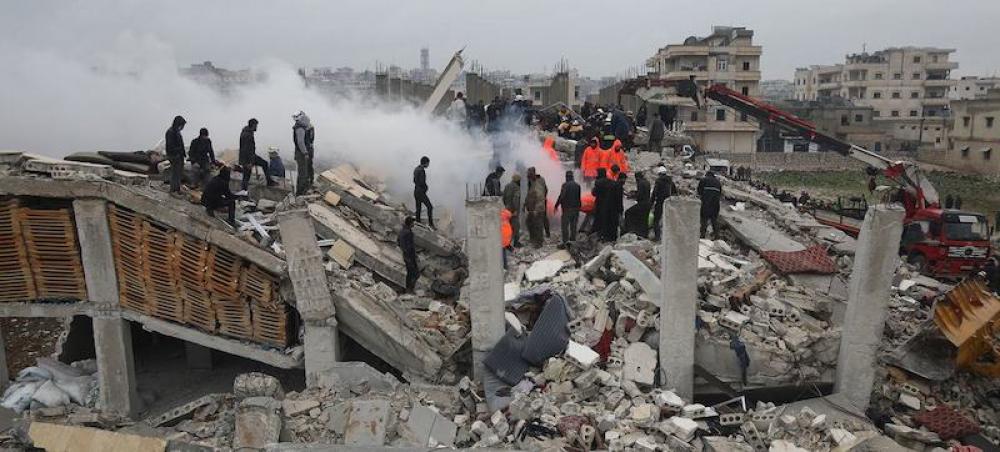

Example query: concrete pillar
[658,198,701,400]
[73,199,140,418]
[278,210,340,387]
[185,342,213,370]
[465,198,505,380]
[834,206,904,411]
[0,327,8,390]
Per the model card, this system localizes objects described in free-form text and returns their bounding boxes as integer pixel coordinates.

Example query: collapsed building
[0,128,997,452]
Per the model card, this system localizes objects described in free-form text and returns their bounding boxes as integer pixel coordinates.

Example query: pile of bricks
[0,198,37,302]
[16,201,86,300]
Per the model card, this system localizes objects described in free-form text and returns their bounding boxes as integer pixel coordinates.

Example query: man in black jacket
[201,166,236,226]
[624,171,652,237]
[483,165,504,196]
[397,216,419,293]
[188,127,216,189]
[652,166,675,241]
[502,174,522,247]
[165,115,186,194]
[553,170,581,247]
[413,156,434,229]
[592,168,617,242]
[697,171,723,239]
[238,118,275,193]
[292,111,315,196]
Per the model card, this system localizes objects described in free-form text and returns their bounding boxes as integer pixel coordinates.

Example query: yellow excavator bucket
[932,278,1000,377]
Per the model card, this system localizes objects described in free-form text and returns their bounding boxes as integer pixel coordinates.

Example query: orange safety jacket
[542,137,559,161]
[581,145,601,178]
[500,209,513,248]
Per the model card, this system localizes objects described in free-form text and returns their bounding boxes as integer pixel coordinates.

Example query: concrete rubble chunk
[281,399,320,417]
[702,436,755,452]
[525,259,564,282]
[564,340,599,369]
[768,439,810,452]
[659,415,698,442]
[326,239,355,269]
[342,399,390,446]
[233,373,284,400]
[405,404,458,447]
[623,342,656,386]
[233,397,282,451]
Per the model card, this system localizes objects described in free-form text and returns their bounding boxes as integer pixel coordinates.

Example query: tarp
[760,245,837,275]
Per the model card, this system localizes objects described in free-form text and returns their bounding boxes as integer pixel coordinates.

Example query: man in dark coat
[201,165,236,226]
[483,166,505,196]
[697,171,723,239]
[238,118,275,193]
[609,171,626,241]
[292,111,315,196]
[165,115,186,194]
[397,216,419,293]
[413,156,434,229]
[553,170,581,246]
[652,166,675,241]
[188,127,216,189]
[502,174,522,247]
[592,168,617,242]
[624,171,652,237]
[524,170,547,248]
[526,167,550,238]
[648,113,665,153]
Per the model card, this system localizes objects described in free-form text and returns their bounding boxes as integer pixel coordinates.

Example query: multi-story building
[951,76,1000,100]
[760,80,795,103]
[925,88,1000,174]
[646,26,762,153]
[760,98,887,153]
[793,47,957,149]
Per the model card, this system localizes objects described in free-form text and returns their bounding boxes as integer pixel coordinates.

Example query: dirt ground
[0,317,65,376]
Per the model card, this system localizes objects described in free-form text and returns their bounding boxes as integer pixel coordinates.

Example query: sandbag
[112,161,153,174]
[64,152,115,166]
[2,381,42,413]
[98,150,153,165]
[31,380,70,408]
[53,375,95,405]
[16,366,52,382]
[37,357,83,383]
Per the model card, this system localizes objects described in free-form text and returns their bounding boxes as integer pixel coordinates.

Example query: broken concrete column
[834,206,904,411]
[278,210,340,386]
[0,327,7,390]
[184,342,213,370]
[659,197,701,400]
[464,198,505,380]
[73,198,140,418]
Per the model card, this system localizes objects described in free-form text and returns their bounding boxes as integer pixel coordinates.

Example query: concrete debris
[233,397,282,450]
[233,373,285,400]
[1,358,97,414]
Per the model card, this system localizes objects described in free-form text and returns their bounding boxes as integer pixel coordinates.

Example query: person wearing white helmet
[292,110,314,196]
[651,166,675,241]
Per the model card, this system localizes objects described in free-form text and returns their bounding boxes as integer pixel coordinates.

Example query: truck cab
[902,209,991,278]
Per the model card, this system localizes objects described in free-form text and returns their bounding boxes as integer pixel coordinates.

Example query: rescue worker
[201,165,236,226]
[502,174,522,247]
[652,166,675,241]
[165,115,186,195]
[697,170,723,239]
[648,112,665,154]
[292,111,315,196]
[268,148,285,178]
[608,140,630,176]
[524,169,547,248]
[609,172,626,241]
[573,132,589,169]
[188,127,216,189]
[581,137,602,182]
[526,167,550,238]
[501,208,513,269]
[553,170,581,247]
[447,92,467,123]
[623,171,651,237]
[413,156,434,229]
[483,165,505,196]
[397,216,419,293]
[238,118,275,194]
[592,168,617,242]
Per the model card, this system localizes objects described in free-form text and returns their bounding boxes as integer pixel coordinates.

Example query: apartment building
[951,76,1000,100]
[793,47,957,149]
[646,26,762,153]
[925,88,1000,174]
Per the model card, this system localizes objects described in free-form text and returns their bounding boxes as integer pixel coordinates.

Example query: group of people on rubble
[161,111,316,227]
[445,92,534,132]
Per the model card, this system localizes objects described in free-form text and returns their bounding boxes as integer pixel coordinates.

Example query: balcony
[924,78,956,87]
[924,61,959,71]
[922,97,950,106]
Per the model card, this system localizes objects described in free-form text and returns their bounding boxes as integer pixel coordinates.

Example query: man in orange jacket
[500,208,513,268]
[581,137,602,181]
[608,140,629,175]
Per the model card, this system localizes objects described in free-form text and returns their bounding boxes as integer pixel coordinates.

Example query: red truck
[704,84,992,277]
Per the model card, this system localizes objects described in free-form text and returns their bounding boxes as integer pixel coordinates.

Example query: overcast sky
[2,0,999,80]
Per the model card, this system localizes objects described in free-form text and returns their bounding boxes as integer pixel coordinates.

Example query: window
[741,86,749,96]
[910,110,918,117]
[533,90,541,101]
[873,111,881,117]
[911,92,920,99]
[891,110,900,117]
[912,126,918,130]
[963,116,971,127]
[841,115,849,126]
[873,91,882,99]
[874,72,883,80]
[986,148,993,160]
[988,117,995,128]
[716,59,728,71]
[913,56,922,63]
[855,114,864,123]
[742,61,751,71]
[740,113,748,122]
[932,55,939,63]
[892,92,901,99]
[936,137,942,144]
[961,147,970,158]
[893,73,902,80]
[966,86,971,91]
[716,109,726,121]
[691,111,699,122]
[912,73,921,80]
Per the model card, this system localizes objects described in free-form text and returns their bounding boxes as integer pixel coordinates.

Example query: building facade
[646,26,762,153]
[762,99,887,153]
[951,76,1000,100]
[793,47,957,149]
[922,88,1000,174]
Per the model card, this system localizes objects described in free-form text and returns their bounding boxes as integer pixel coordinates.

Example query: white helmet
[656,166,668,175]
[514,94,524,101]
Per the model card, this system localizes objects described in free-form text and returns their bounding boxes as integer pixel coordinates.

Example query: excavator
[703,84,991,279]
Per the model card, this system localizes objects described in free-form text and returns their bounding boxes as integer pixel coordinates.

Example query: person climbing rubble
[165,115,186,196]
[397,216,418,293]
[483,165,504,197]
[652,166,675,241]
[503,173,522,247]
[292,110,315,196]
[524,168,547,248]
[413,156,434,229]
[553,170,581,247]
[188,127,216,189]
[697,170,723,239]
[201,165,237,226]
[238,118,275,195]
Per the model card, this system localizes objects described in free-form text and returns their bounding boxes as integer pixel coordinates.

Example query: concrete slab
[405,404,457,447]
[720,211,805,253]
[343,400,390,446]
[309,203,407,289]
[612,250,661,301]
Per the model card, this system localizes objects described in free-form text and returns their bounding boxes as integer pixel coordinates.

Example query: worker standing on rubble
[201,166,237,226]
[648,112,665,154]
[238,118,275,194]
[165,115,186,195]
[398,217,419,293]
[501,208,513,269]
[608,140,629,178]
[610,172,626,240]
[503,174,522,248]
[188,127,216,189]
[524,170,547,248]
[413,156,435,229]
[623,171,651,238]
[292,111,315,196]
[581,137,601,183]
[697,170,723,239]
[592,168,615,241]
[483,166,505,196]
[526,167,550,238]
[652,166,674,241]
[553,170,581,247]
[447,92,467,124]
